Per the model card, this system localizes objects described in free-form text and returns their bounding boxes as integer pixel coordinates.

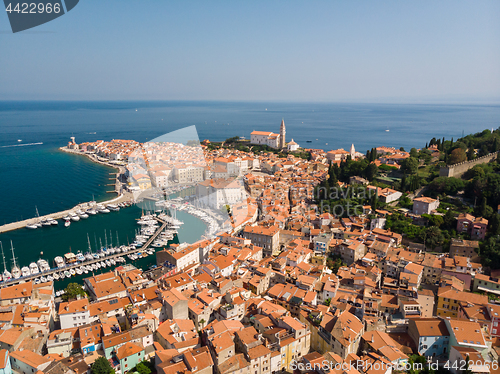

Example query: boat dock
[0,216,170,289]
[0,191,134,234]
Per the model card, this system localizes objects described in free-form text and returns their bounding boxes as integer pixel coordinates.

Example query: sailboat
[26,206,41,229]
[1,242,12,281]
[10,241,21,279]
[385,126,390,132]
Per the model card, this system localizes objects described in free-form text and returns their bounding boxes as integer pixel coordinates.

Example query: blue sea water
[0,100,499,226]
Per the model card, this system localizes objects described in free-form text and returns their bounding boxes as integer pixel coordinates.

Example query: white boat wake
[0,142,43,148]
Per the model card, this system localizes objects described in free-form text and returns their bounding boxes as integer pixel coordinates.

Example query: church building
[250,119,287,149]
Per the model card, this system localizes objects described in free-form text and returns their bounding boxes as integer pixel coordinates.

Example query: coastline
[0,147,133,234]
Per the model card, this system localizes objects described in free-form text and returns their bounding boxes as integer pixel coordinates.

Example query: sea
[0,100,499,287]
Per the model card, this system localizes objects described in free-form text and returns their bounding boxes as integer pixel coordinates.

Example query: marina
[0,199,208,289]
[0,214,173,288]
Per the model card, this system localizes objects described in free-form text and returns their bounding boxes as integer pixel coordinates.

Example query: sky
[0,1,499,102]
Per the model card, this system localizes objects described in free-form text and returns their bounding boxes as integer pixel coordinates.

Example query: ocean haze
[0,1,499,102]
[0,100,499,225]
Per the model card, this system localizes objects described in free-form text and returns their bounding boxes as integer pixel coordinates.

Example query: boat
[26,222,38,229]
[76,252,85,262]
[41,219,52,227]
[105,260,111,267]
[65,220,71,228]
[59,272,65,279]
[76,209,89,218]
[107,204,120,211]
[40,276,47,283]
[69,268,76,276]
[64,270,71,278]
[87,209,97,215]
[64,252,77,264]
[54,256,65,268]
[98,205,110,213]
[110,258,116,265]
[75,268,82,275]
[47,275,54,282]
[49,218,58,225]
[29,262,39,275]
[21,266,30,277]
[100,261,106,268]
[34,278,41,284]
[10,241,21,279]
[37,259,50,272]
[69,212,80,221]
[53,273,59,280]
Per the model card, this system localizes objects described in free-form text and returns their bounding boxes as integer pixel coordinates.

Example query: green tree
[364,163,378,181]
[325,298,331,306]
[448,148,466,165]
[467,146,476,160]
[423,226,445,249]
[92,357,114,374]
[401,157,419,175]
[489,214,500,237]
[410,148,418,158]
[62,283,87,302]
[135,362,152,374]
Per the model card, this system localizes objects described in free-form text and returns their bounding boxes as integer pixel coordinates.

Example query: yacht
[41,219,52,227]
[37,259,50,272]
[40,276,47,283]
[54,256,65,268]
[53,273,60,280]
[49,218,58,225]
[26,222,38,229]
[21,266,30,277]
[100,261,106,268]
[76,252,85,262]
[76,209,89,219]
[10,242,21,279]
[29,262,40,275]
[97,205,110,213]
[69,268,76,276]
[87,209,97,215]
[75,267,82,275]
[107,204,120,211]
[59,272,65,279]
[47,275,54,282]
[69,212,80,221]
[105,259,111,267]
[64,270,71,278]
[110,258,116,265]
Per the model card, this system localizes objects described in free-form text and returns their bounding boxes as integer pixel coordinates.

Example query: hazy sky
[1,1,499,102]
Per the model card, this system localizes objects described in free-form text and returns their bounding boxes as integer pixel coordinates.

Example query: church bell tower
[279,119,286,149]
